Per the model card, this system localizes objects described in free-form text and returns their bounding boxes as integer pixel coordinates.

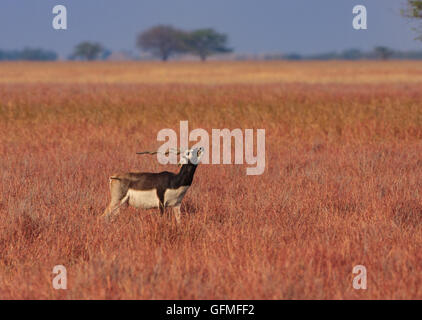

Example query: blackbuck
[102,147,204,223]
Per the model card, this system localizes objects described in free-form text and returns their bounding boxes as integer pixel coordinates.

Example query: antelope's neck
[176,164,198,187]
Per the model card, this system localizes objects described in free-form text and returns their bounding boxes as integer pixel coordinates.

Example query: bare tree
[137,25,186,61]
[402,0,422,40]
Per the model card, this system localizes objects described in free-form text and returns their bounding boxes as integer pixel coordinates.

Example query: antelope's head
[178,147,205,166]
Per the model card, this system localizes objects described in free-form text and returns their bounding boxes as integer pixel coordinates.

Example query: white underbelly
[127,189,159,209]
[164,186,189,207]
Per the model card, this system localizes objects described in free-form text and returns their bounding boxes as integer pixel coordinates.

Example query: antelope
[102,147,204,223]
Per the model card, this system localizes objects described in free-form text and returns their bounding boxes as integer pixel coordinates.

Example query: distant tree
[20,48,58,61]
[341,49,363,60]
[262,53,284,60]
[402,1,422,40]
[284,53,302,60]
[101,48,113,60]
[184,28,232,61]
[403,0,422,16]
[137,25,186,61]
[0,48,57,61]
[374,46,394,60]
[71,42,104,61]
[308,52,339,60]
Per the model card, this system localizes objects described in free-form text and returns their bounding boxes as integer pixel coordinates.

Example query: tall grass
[0,61,421,299]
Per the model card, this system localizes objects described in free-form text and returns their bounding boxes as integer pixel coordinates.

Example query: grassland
[0,61,421,299]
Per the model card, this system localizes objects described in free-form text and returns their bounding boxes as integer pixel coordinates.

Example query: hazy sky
[0,0,420,57]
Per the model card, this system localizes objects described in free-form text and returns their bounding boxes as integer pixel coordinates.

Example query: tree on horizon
[184,28,232,61]
[374,46,394,60]
[71,42,104,61]
[136,25,187,61]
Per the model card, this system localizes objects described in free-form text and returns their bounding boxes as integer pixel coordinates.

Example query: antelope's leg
[156,189,165,216]
[102,178,128,218]
[102,201,115,218]
[108,194,129,217]
[102,197,120,218]
[173,205,181,224]
[159,202,165,215]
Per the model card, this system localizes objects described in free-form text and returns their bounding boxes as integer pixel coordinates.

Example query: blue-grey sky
[0,0,420,57]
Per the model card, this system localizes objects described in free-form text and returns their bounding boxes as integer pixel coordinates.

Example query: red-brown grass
[0,61,421,299]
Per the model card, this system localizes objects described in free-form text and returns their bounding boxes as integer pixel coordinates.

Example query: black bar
[0,300,420,318]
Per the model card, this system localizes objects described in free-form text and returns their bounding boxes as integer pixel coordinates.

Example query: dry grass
[0,61,421,299]
[3,60,422,84]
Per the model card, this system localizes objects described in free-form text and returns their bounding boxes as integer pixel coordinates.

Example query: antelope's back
[119,171,177,190]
